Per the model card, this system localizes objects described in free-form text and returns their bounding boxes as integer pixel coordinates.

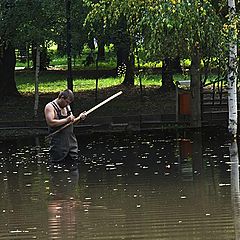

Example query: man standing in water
[44,89,86,166]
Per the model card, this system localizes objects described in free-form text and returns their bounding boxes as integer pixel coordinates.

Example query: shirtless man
[44,89,86,164]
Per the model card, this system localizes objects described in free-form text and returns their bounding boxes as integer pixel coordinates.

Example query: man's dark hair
[58,89,74,102]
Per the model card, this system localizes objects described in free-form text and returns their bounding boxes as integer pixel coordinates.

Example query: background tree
[85,0,230,127]
[0,0,21,97]
[137,0,226,127]
[16,0,65,115]
[0,0,64,97]
[84,0,139,85]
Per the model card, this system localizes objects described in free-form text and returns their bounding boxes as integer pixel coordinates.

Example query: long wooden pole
[45,91,123,139]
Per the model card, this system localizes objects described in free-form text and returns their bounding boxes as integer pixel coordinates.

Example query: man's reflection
[230,140,240,239]
[48,164,80,239]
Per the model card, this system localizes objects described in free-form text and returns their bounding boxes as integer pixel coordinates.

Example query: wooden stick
[45,91,123,139]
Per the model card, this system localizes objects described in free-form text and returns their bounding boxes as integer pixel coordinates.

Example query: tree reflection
[179,130,203,181]
[230,140,240,239]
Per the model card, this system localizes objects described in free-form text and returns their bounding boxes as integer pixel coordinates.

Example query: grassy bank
[15,69,194,94]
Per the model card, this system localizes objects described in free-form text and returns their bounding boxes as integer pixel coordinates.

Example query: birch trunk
[34,46,40,118]
[228,0,238,138]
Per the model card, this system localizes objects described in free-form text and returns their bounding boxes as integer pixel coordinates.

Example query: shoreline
[1,85,230,139]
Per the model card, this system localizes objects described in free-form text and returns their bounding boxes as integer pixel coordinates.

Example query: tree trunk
[97,38,105,61]
[161,58,176,91]
[116,46,127,68]
[115,38,135,86]
[32,44,49,70]
[0,43,20,97]
[115,21,135,86]
[57,40,66,56]
[190,46,202,128]
[228,0,238,138]
[34,46,40,118]
[172,57,182,74]
[122,52,135,86]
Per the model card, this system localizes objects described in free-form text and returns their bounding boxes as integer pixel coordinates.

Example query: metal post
[95,55,99,103]
[66,0,73,91]
[136,47,143,101]
[94,39,99,103]
[175,81,180,122]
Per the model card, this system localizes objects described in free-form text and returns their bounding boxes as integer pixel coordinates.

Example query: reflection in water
[178,131,203,181]
[0,129,238,239]
[177,131,203,181]
[192,131,203,176]
[230,140,240,239]
[179,137,193,181]
[48,167,80,239]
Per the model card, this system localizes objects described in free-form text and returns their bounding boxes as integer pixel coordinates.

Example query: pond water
[0,128,239,240]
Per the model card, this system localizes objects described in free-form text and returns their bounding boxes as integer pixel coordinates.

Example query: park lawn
[15,70,164,94]
[15,69,220,94]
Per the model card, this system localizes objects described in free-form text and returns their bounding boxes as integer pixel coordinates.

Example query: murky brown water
[0,128,239,239]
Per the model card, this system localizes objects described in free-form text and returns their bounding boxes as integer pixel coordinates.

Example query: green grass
[16,78,123,93]
[15,70,198,94]
[15,43,223,95]
[16,71,124,93]
[15,67,220,94]
[15,70,162,93]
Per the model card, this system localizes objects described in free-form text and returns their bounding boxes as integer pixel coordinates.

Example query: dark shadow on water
[49,167,79,199]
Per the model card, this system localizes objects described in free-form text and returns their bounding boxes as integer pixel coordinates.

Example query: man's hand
[79,111,87,120]
[73,111,87,125]
[66,115,75,123]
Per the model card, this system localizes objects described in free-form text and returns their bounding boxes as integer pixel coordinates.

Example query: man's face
[59,97,72,108]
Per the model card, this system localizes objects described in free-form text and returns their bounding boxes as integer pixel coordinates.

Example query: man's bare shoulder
[45,102,54,111]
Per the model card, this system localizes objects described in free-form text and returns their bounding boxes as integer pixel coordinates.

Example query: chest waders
[48,101,78,163]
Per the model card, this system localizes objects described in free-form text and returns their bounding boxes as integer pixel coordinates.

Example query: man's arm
[44,103,74,128]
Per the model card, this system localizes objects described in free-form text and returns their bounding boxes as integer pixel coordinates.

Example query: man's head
[58,89,74,107]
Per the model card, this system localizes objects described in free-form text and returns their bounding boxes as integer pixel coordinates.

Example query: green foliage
[141,0,227,60]
[85,0,232,66]
[0,0,64,46]
[1,0,239,94]
[0,0,90,56]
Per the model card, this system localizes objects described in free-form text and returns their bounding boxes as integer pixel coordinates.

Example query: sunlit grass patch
[16,69,220,94]
[16,71,124,93]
